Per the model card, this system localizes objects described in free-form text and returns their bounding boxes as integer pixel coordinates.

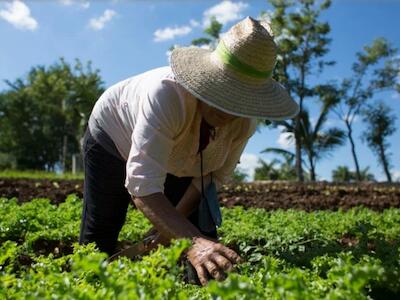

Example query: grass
[0,169,84,180]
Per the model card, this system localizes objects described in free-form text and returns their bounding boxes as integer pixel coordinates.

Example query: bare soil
[1,178,399,211]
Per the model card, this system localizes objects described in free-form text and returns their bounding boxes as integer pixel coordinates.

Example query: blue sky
[1,0,399,181]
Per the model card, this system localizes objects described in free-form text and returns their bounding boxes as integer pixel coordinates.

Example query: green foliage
[332,166,375,182]
[253,157,297,181]
[267,95,346,181]
[331,38,399,180]
[230,167,248,184]
[263,0,334,181]
[204,16,223,41]
[0,58,104,171]
[1,195,400,299]
[0,152,16,169]
[361,101,397,182]
[298,106,346,181]
[190,16,223,50]
[0,169,84,180]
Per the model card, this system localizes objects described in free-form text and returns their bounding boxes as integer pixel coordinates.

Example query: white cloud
[153,25,192,42]
[199,44,212,50]
[81,1,90,9]
[59,0,90,9]
[275,28,297,43]
[203,0,248,27]
[0,0,38,31]
[89,9,116,31]
[237,153,262,180]
[60,0,73,5]
[310,117,317,127]
[190,19,200,27]
[376,170,400,182]
[391,92,400,99]
[259,9,273,23]
[165,44,180,63]
[277,132,294,149]
[393,170,400,182]
[325,118,340,127]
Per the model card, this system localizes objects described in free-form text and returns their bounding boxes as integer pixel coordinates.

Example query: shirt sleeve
[125,80,186,198]
[211,118,258,191]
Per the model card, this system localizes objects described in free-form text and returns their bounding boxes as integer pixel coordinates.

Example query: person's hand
[142,227,170,252]
[186,236,242,286]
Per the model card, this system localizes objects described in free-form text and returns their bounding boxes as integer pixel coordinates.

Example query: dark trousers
[79,129,216,255]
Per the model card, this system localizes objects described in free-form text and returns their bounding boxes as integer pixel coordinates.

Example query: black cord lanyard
[200,150,213,199]
[199,118,215,198]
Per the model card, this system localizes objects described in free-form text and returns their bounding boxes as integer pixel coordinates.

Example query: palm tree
[300,108,346,181]
[266,97,346,181]
[231,168,248,184]
[362,101,397,182]
[260,148,299,180]
[332,166,353,182]
[332,166,375,182]
[254,158,280,181]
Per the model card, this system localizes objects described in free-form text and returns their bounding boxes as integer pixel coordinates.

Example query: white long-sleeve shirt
[88,66,257,198]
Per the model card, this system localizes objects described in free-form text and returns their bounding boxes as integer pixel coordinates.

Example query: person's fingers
[211,253,233,272]
[204,260,224,281]
[218,246,242,264]
[193,264,208,286]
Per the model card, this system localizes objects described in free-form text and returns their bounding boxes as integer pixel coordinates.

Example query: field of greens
[1,194,400,299]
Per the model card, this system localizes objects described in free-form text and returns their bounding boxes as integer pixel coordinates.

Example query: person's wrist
[191,236,200,243]
[191,235,205,244]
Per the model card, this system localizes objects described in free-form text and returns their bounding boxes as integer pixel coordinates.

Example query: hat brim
[170,47,299,120]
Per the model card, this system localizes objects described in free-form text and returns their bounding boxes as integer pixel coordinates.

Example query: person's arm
[175,182,202,217]
[141,182,204,245]
[133,193,241,285]
[133,192,200,240]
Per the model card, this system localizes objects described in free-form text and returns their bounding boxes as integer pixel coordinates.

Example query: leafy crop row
[1,195,399,299]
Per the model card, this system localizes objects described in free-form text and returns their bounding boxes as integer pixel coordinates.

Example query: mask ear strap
[200,150,205,198]
[200,151,213,198]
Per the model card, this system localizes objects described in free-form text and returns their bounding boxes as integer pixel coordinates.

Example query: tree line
[0,0,399,182]
[0,59,104,171]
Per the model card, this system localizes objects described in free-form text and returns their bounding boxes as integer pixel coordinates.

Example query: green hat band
[215,41,272,79]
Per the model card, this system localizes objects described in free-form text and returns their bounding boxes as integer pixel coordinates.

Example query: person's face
[198,99,240,127]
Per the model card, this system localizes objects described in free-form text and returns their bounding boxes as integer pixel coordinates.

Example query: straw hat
[170,16,299,120]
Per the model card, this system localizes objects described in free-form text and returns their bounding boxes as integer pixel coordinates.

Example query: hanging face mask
[198,151,222,234]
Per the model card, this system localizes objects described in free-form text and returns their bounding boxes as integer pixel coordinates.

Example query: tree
[0,58,104,170]
[259,148,298,180]
[191,16,222,49]
[230,167,248,184]
[361,101,397,182]
[300,109,345,181]
[332,166,353,182]
[265,0,334,181]
[254,158,279,180]
[332,165,375,182]
[331,38,399,180]
[266,94,346,181]
[254,155,298,181]
[254,158,280,181]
